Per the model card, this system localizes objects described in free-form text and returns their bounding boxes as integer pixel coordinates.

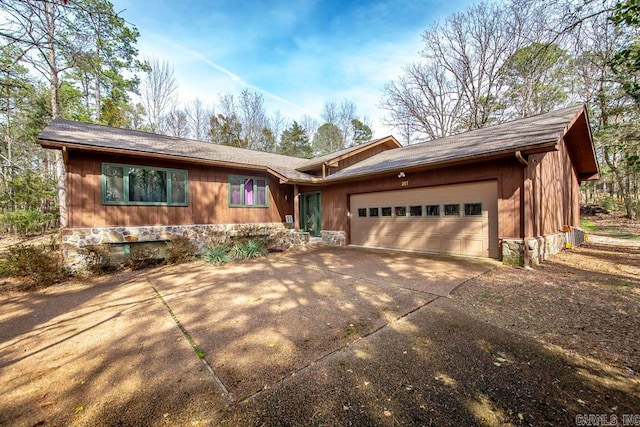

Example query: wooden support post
[293,184,300,231]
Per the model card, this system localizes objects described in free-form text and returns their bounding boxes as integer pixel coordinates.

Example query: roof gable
[296,136,401,172]
[326,105,598,181]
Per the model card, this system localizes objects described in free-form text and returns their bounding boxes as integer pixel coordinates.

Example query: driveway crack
[146,277,233,402]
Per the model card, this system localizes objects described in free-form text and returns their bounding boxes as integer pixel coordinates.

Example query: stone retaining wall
[62,223,309,270]
[501,231,575,266]
[321,230,346,246]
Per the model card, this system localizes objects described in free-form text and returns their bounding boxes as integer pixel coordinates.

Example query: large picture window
[102,163,188,206]
[229,175,269,207]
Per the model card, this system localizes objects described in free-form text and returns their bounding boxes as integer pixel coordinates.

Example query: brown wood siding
[525,137,581,237]
[317,158,525,243]
[335,145,388,170]
[66,151,293,228]
[317,144,398,177]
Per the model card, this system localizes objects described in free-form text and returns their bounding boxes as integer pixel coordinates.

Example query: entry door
[301,192,322,237]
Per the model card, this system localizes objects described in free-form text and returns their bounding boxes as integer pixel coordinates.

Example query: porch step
[308,237,324,245]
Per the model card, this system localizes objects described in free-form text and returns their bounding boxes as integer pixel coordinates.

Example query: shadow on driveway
[3,245,562,426]
[146,246,497,400]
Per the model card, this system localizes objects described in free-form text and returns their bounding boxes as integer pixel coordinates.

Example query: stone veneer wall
[501,231,577,266]
[62,222,309,270]
[321,230,346,245]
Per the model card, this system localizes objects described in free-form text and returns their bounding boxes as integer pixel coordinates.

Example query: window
[358,208,367,217]
[395,206,407,217]
[409,205,423,217]
[444,203,460,216]
[381,207,392,217]
[229,175,269,207]
[425,205,440,217]
[369,207,379,217]
[464,203,482,216]
[102,163,188,206]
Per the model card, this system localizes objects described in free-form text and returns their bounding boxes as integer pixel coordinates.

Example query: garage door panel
[423,219,441,234]
[441,218,465,234]
[441,238,462,254]
[425,238,441,252]
[464,239,485,256]
[462,219,485,237]
[350,180,498,258]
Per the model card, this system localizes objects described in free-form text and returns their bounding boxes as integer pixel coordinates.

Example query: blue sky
[112,0,477,136]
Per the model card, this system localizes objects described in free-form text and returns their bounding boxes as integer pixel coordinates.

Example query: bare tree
[238,89,269,150]
[382,63,464,140]
[382,0,547,140]
[320,99,360,147]
[321,101,339,125]
[268,110,287,153]
[337,100,357,146]
[140,56,177,132]
[163,108,189,138]
[185,98,211,141]
[299,114,319,146]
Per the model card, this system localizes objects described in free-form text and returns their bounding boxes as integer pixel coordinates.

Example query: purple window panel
[244,179,254,205]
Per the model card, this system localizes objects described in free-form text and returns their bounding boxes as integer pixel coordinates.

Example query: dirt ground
[0,217,638,426]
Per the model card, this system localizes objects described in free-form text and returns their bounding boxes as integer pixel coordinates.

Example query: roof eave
[38,138,297,181]
[322,141,559,183]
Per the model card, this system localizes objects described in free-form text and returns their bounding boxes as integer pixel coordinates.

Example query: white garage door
[350,180,498,258]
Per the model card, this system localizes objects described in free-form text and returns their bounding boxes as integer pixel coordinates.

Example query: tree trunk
[45,1,67,228]
[604,146,635,219]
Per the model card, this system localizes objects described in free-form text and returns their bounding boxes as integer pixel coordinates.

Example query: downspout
[516,151,530,268]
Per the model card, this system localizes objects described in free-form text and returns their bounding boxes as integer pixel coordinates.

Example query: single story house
[37,104,599,267]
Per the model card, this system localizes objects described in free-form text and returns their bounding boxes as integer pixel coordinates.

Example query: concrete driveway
[0,246,497,426]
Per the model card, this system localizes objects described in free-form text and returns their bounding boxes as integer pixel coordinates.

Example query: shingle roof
[325,105,585,180]
[37,119,314,180]
[37,105,590,184]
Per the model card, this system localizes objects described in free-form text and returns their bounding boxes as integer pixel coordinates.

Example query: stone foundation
[62,222,309,270]
[321,230,346,246]
[501,229,585,266]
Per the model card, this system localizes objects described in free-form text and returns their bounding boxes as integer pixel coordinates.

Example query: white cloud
[121,0,463,138]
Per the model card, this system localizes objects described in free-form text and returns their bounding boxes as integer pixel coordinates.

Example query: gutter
[38,139,294,183]
[295,141,560,186]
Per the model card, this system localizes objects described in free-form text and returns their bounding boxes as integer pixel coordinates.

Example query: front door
[301,192,322,237]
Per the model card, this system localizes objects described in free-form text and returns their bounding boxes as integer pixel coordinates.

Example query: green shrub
[203,244,230,265]
[1,243,67,288]
[127,246,162,270]
[229,238,267,261]
[601,195,614,212]
[79,244,116,274]
[166,236,197,264]
[243,239,267,259]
